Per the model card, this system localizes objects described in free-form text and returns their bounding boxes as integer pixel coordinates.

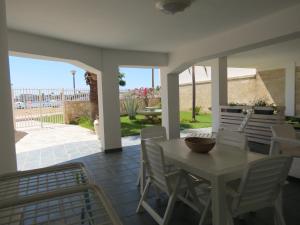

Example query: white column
[161,71,180,139]
[97,64,122,151]
[285,62,296,116]
[0,1,17,174]
[211,57,228,132]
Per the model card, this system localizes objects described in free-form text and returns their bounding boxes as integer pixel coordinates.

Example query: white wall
[0,1,17,174]
[7,30,169,151]
[8,30,102,73]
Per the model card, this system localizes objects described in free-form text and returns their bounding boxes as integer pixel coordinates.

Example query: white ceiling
[5,0,300,52]
[196,38,300,69]
[228,38,300,69]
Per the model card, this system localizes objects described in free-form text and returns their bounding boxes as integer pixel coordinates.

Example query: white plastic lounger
[0,184,123,225]
[0,163,91,207]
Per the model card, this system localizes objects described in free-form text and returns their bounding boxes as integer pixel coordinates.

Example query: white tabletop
[158,138,266,181]
[158,138,268,225]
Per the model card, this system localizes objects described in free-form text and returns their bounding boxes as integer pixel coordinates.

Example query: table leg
[211,175,228,225]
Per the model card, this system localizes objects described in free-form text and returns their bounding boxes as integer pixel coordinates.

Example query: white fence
[13,89,89,129]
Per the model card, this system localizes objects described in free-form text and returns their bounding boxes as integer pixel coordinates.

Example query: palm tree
[151,68,155,89]
[85,71,126,120]
[188,65,196,122]
[85,72,98,121]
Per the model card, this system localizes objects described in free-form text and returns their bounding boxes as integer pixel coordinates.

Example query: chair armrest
[272,137,300,147]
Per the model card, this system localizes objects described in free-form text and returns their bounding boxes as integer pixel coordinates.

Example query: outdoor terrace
[64,144,300,225]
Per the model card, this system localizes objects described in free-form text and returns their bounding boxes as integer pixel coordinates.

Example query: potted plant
[253,98,275,115]
[226,102,245,113]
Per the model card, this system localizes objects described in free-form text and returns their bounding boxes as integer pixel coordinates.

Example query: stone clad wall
[64,67,300,122]
[255,69,285,106]
[179,68,296,114]
[227,76,257,105]
[179,81,211,113]
[64,101,91,124]
[64,98,162,123]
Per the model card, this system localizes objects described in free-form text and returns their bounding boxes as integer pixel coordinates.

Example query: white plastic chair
[136,140,206,225]
[219,108,253,133]
[227,155,292,225]
[199,155,292,225]
[216,129,248,151]
[137,126,168,194]
[271,124,300,178]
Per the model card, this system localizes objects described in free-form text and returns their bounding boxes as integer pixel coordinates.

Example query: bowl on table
[184,137,215,153]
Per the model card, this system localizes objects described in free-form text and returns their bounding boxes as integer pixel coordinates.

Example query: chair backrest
[141,126,167,141]
[270,124,297,155]
[271,124,296,139]
[232,155,292,215]
[142,140,168,191]
[216,129,248,150]
[140,126,167,159]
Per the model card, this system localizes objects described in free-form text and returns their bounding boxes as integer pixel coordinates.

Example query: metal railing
[13,89,89,129]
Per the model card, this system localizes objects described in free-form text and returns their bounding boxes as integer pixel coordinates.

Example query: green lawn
[120,114,159,137]
[41,112,212,137]
[179,111,212,129]
[120,111,212,137]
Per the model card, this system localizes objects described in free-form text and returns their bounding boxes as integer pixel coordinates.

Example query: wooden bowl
[184,137,215,153]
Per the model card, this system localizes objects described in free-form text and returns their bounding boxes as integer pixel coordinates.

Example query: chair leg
[137,161,146,194]
[161,175,182,225]
[136,179,151,213]
[274,198,286,225]
[199,197,211,225]
[136,169,141,186]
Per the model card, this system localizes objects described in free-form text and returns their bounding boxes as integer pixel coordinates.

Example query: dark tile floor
[67,144,300,225]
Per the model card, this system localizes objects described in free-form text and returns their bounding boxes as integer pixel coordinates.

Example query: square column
[97,64,122,151]
[0,1,17,174]
[285,62,296,116]
[161,71,180,139]
[211,57,228,132]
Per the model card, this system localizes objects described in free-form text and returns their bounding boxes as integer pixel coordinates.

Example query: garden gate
[13,89,89,129]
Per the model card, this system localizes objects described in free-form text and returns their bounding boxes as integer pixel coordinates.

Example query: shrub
[252,98,268,107]
[70,116,94,130]
[124,95,139,120]
[77,116,94,130]
[228,102,246,106]
[195,106,201,115]
[189,106,202,115]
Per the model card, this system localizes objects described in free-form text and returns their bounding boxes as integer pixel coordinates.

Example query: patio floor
[65,144,299,225]
[14,125,300,225]
[16,125,212,170]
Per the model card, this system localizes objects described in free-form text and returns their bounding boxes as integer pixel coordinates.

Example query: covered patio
[1,1,300,225]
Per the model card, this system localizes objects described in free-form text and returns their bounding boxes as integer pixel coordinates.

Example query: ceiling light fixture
[156,0,194,14]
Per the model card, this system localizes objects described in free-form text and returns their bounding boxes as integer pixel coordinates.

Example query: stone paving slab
[16,125,212,171]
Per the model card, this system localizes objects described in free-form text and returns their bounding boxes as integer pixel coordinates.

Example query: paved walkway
[16,125,212,171]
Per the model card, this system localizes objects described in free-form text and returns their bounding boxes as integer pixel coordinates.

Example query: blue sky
[9,56,160,90]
